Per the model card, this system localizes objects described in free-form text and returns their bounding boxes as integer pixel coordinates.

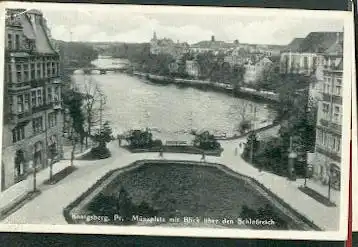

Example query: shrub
[90,146,111,159]
[151,139,163,147]
[193,131,221,150]
[126,129,154,148]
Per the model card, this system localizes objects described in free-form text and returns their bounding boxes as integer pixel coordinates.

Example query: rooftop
[6,9,57,54]
[298,32,343,53]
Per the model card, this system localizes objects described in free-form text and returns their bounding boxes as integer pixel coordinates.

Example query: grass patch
[298,186,336,207]
[44,166,77,185]
[64,160,321,231]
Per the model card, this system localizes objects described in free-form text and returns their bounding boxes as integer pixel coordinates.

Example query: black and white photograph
[0,2,353,240]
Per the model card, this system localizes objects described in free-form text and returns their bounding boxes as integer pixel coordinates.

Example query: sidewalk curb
[0,190,41,221]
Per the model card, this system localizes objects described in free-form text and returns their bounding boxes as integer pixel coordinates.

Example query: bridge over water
[64,65,131,75]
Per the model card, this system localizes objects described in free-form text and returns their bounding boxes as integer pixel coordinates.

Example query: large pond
[71,57,275,140]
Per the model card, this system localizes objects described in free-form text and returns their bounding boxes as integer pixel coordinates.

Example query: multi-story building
[150,32,189,58]
[279,52,318,75]
[185,60,200,78]
[244,57,273,84]
[1,9,63,191]
[311,36,343,190]
[280,32,343,76]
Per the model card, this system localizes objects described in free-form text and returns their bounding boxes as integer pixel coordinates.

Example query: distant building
[190,36,239,54]
[185,60,200,78]
[311,34,343,190]
[280,32,343,75]
[150,32,189,58]
[168,61,179,73]
[244,57,273,84]
[1,9,63,191]
[279,52,318,75]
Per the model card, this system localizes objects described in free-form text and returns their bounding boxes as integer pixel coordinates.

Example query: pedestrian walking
[201,151,205,161]
[159,148,163,158]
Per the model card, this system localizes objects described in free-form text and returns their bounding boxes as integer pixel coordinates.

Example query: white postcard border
[0,1,354,241]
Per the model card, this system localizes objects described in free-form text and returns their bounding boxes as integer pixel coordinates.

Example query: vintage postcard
[0,2,353,240]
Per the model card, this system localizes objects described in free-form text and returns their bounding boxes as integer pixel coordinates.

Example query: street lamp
[28,161,38,192]
[288,136,297,181]
[304,163,313,187]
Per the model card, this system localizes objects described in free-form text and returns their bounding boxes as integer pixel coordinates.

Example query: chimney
[211,35,215,42]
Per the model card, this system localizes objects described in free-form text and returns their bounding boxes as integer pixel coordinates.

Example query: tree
[63,88,86,166]
[233,101,250,134]
[256,65,281,91]
[92,121,114,148]
[57,41,99,68]
[231,64,246,91]
[243,132,259,163]
[82,77,103,148]
[278,82,316,166]
[90,121,113,159]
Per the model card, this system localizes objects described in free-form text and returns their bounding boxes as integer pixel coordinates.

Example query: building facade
[311,42,343,190]
[1,9,63,191]
[279,52,318,75]
[185,60,200,78]
[150,32,189,58]
[244,57,273,84]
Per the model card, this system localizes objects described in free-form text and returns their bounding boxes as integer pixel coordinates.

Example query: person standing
[117,135,122,147]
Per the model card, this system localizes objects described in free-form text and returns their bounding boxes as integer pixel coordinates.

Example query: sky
[39,6,344,45]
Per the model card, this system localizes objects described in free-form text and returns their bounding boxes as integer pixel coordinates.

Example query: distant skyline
[37,8,344,45]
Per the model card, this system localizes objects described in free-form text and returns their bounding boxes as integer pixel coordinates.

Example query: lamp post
[327,164,334,202]
[288,136,297,181]
[249,104,257,165]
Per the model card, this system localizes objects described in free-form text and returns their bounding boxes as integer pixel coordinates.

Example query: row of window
[13,86,61,114]
[322,76,342,96]
[321,102,342,124]
[7,33,21,50]
[316,129,341,154]
[7,61,60,83]
[12,113,58,143]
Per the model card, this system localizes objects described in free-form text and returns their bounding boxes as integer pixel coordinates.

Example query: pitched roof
[12,10,57,54]
[285,38,304,52]
[298,32,343,53]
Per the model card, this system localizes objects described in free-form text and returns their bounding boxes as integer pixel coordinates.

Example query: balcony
[9,111,32,125]
[7,82,31,91]
[315,145,341,163]
[52,100,62,110]
[322,93,342,104]
[32,104,53,114]
[318,119,342,134]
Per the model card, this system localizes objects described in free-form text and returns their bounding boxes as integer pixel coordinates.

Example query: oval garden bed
[64,160,320,231]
